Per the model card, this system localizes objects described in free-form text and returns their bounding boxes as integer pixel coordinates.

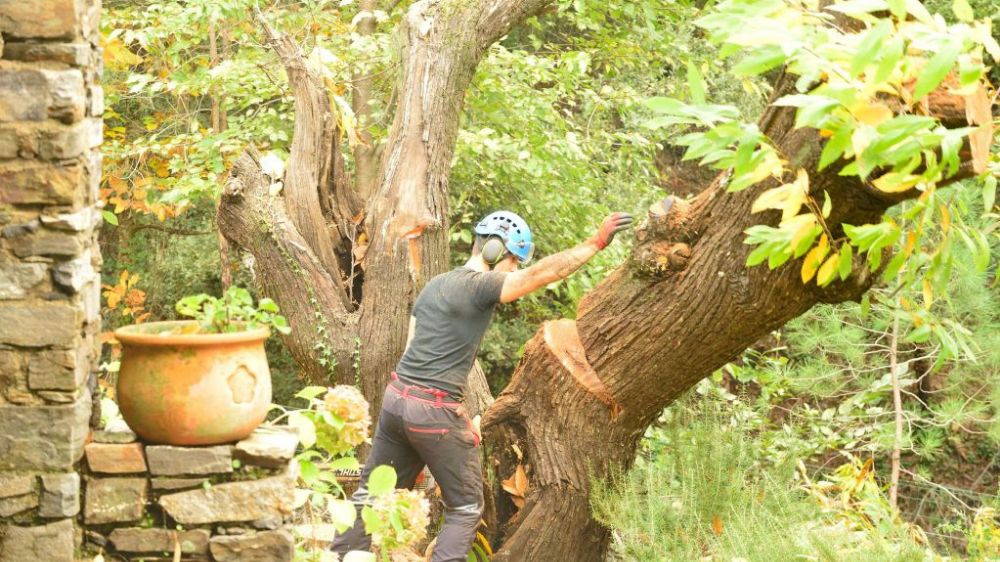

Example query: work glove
[590,212,634,250]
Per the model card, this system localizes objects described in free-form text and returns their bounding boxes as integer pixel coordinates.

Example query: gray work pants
[330,378,483,562]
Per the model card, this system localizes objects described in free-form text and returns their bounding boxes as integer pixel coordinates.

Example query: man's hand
[589,212,634,250]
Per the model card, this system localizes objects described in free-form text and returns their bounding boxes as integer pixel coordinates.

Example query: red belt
[388,372,462,408]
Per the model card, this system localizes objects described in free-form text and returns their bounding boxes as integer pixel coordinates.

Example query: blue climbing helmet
[474,211,535,264]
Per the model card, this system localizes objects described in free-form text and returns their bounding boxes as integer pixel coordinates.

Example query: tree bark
[481,69,980,560]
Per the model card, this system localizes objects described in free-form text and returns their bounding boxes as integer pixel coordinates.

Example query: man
[331,210,633,561]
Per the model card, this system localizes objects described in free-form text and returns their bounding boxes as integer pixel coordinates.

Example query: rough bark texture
[217,0,551,405]
[480,69,980,561]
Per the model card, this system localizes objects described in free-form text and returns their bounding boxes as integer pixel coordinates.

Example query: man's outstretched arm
[500,213,633,303]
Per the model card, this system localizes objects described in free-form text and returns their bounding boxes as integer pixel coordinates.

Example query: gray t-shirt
[395,266,507,398]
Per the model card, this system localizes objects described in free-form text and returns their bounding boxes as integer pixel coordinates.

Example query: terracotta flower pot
[114,320,272,445]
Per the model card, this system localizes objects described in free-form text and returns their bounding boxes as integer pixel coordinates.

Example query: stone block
[0,391,90,470]
[0,160,83,206]
[146,445,233,477]
[38,118,102,159]
[0,126,15,158]
[27,348,82,391]
[84,477,146,525]
[0,261,47,299]
[40,207,100,232]
[1,43,91,66]
[0,492,37,516]
[159,476,294,525]
[85,442,147,474]
[0,519,73,562]
[9,230,83,258]
[52,250,97,292]
[0,302,78,347]
[38,472,79,517]
[93,429,137,444]
[0,64,85,123]
[150,478,208,492]
[0,0,85,40]
[209,530,293,562]
[234,426,299,469]
[0,474,34,498]
[109,528,210,556]
[88,85,103,116]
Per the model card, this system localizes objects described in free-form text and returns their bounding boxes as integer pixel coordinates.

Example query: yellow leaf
[872,172,920,193]
[711,514,724,536]
[922,279,934,308]
[851,102,893,126]
[790,216,818,250]
[939,204,950,233]
[903,231,917,257]
[751,186,788,215]
[816,252,840,286]
[801,234,829,283]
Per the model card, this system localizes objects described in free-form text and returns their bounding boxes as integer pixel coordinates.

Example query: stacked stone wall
[82,427,298,561]
[0,0,103,559]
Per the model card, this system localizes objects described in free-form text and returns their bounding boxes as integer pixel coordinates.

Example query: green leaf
[328,498,357,532]
[288,412,317,448]
[686,61,706,104]
[299,459,319,485]
[838,243,853,281]
[819,126,851,171]
[952,0,974,22]
[732,45,787,76]
[913,40,961,101]
[367,465,397,497]
[101,210,119,226]
[874,35,903,84]
[851,20,892,77]
[984,175,997,215]
[295,386,327,401]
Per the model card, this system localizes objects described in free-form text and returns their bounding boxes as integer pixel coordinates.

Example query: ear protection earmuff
[481,236,507,265]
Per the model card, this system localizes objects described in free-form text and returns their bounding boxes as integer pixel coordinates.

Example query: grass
[592,397,933,562]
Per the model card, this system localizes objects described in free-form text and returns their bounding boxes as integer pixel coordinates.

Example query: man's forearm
[523,241,600,286]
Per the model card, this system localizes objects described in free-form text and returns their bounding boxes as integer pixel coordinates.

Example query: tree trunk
[481,69,979,560]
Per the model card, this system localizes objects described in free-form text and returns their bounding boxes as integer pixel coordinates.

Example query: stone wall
[81,426,298,561]
[0,0,103,559]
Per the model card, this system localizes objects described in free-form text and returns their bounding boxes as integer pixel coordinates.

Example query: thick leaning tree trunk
[480,70,981,560]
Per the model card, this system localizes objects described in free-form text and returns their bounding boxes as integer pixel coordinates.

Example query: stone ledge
[109,527,210,556]
[85,442,147,474]
[234,426,299,469]
[158,476,294,525]
[209,529,293,562]
[146,445,233,477]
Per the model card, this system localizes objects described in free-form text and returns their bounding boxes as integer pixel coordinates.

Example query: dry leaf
[964,85,992,174]
[501,464,529,509]
[711,514,724,535]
